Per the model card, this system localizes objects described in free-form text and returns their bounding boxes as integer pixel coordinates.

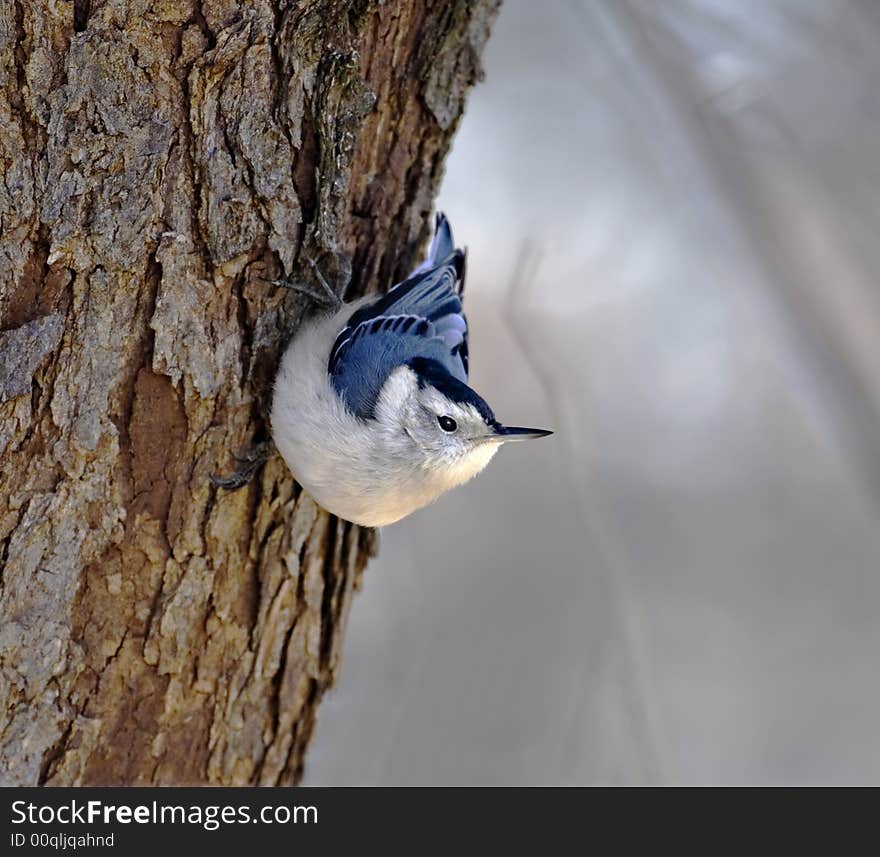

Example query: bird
[255,213,552,527]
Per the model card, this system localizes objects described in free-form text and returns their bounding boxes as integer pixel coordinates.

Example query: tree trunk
[0,0,498,786]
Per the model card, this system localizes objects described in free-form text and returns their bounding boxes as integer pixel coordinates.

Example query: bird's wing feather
[409,211,455,277]
[328,213,469,420]
[329,314,463,419]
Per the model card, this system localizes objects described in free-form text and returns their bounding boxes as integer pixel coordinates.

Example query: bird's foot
[211,440,274,490]
[274,255,343,311]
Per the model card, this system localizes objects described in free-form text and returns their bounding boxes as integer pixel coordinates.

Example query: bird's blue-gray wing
[329,314,463,419]
[328,213,469,419]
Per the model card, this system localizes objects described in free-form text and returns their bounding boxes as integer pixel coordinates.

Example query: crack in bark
[37,718,74,785]
[72,0,90,34]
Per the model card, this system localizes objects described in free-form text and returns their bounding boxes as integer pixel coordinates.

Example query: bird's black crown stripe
[407,357,497,427]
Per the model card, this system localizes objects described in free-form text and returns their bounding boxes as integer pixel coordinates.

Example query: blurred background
[306,0,880,784]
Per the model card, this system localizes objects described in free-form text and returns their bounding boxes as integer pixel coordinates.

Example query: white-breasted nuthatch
[263,213,552,527]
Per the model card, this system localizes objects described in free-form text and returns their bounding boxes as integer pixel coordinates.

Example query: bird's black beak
[492,424,554,442]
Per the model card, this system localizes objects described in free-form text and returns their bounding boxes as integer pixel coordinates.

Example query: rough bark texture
[0,0,498,785]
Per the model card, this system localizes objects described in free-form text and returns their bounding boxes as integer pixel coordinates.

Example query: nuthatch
[219,214,552,527]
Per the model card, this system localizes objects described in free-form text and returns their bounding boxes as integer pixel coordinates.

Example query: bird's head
[374,357,552,486]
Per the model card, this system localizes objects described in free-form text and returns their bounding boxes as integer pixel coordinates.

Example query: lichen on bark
[0,0,499,785]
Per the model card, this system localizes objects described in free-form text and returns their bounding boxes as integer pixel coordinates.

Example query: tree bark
[0,0,498,786]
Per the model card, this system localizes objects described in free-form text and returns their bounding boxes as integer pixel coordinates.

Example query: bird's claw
[273,255,342,310]
[211,440,274,491]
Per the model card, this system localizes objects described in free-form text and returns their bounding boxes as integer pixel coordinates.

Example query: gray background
[305,0,880,784]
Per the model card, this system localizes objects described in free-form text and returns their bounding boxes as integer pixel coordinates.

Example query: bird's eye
[437,415,457,432]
